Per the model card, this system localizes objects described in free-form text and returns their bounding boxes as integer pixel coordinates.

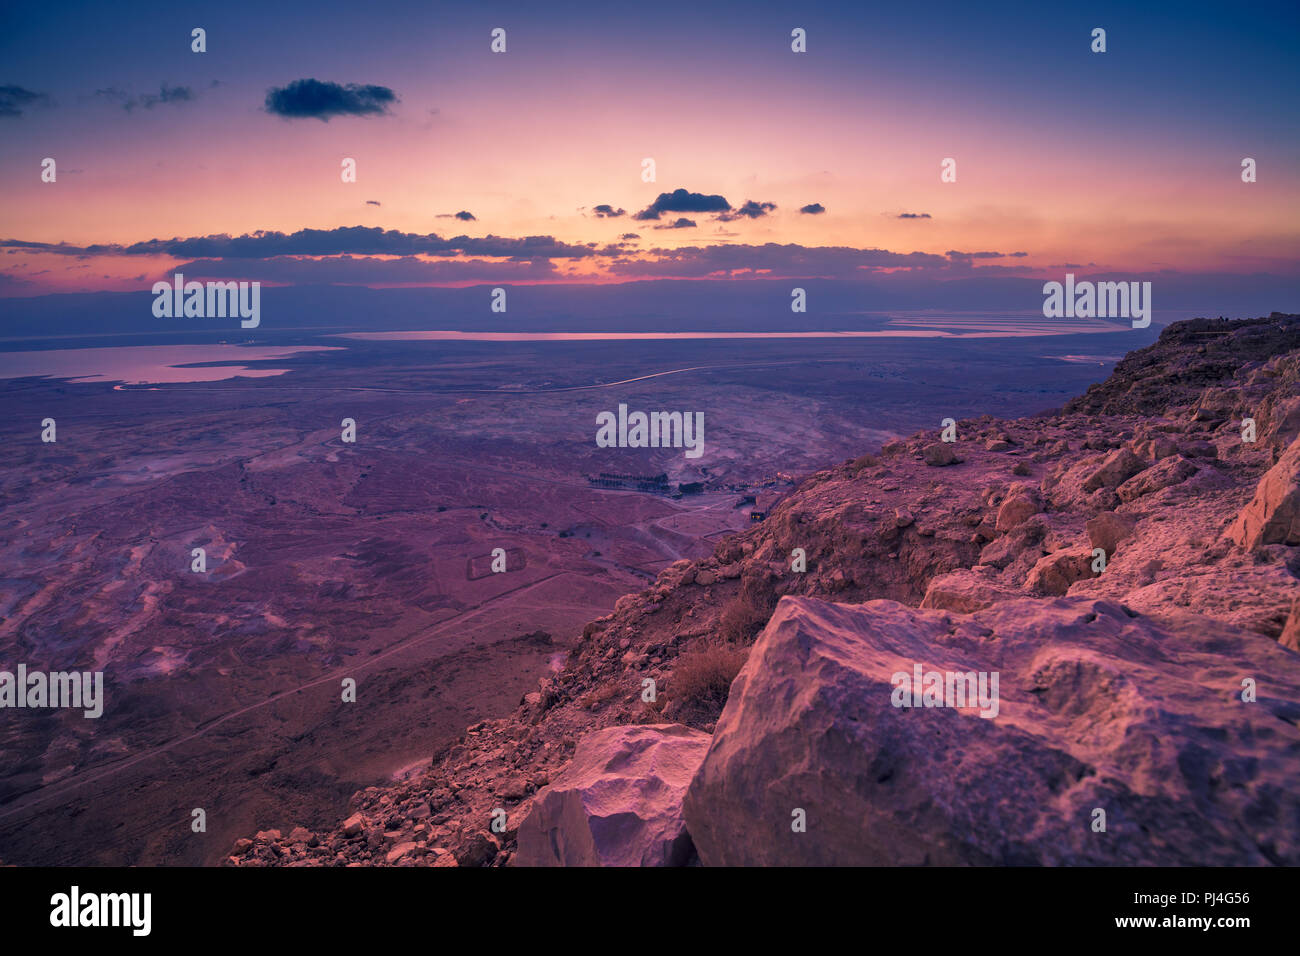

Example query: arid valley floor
[2,326,1149,864]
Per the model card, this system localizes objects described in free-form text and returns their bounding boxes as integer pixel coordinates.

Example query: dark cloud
[365,200,381,206]
[169,255,558,285]
[264,79,397,121]
[5,227,1031,286]
[440,210,477,221]
[136,85,192,110]
[2,227,599,260]
[96,84,194,112]
[716,200,776,222]
[897,212,931,219]
[606,243,949,279]
[633,188,731,221]
[941,250,1031,273]
[947,250,1009,259]
[799,203,826,215]
[620,233,640,240]
[592,204,626,218]
[0,85,49,118]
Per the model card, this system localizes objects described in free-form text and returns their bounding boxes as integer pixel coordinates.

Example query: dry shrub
[638,693,667,721]
[670,641,750,727]
[718,589,772,645]
[713,538,744,564]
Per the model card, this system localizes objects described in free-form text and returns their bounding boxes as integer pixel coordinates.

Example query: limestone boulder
[1086,512,1137,557]
[1228,436,1300,549]
[515,723,710,867]
[1262,396,1300,455]
[923,442,960,467]
[1133,434,1179,462]
[995,485,1042,533]
[920,568,1019,613]
[1192,386,1238,424]
[1280,596,1300,653]
[1117,455,1199,502]
[1026,547,1097,595]
[1082,448,1146,492]
[683,595,1300,865]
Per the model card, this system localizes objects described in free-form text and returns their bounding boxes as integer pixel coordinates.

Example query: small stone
[1087,512,1137,556]
[454,831,500,868]
[995,493,1040,533]
[1117,456,1199,502]
[386,842,417,865]
[1280,597,1300,652]
[1026,548,1096,596]
[923,443,960,467]
[1083,448,1145,492]
[1180,439,1218,459]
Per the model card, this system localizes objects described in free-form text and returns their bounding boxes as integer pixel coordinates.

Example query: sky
[1,0,1297,303]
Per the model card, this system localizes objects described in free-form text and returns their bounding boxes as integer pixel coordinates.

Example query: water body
[0,313,1135,389]
[0,345,340,385]
[337,315,1122,343]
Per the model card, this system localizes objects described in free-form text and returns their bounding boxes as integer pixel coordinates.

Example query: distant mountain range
[4,275,1297,338]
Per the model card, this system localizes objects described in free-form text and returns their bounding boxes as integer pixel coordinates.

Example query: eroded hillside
[232,313,1300,867]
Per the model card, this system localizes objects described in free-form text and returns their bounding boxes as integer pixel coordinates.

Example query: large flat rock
[684,595,1300,865]
[515,723,710,866]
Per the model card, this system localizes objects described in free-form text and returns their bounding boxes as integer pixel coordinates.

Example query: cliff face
[231,313,1300,867]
